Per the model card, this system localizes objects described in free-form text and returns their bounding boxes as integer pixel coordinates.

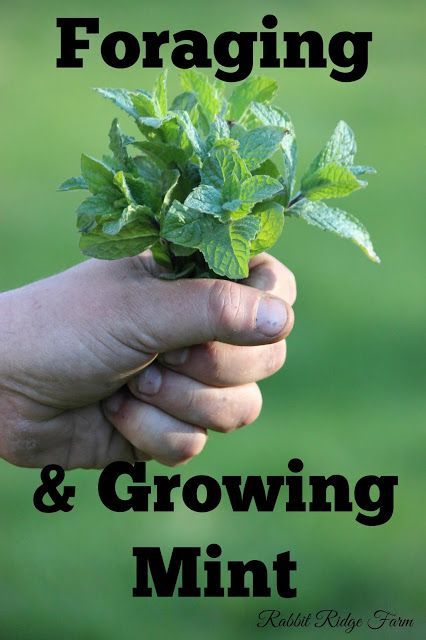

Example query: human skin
[0,251,295,469]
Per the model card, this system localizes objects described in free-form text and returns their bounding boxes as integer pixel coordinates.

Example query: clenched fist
[0,251,295,469]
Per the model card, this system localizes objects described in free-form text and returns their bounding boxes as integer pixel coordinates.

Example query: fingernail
[104,392,124,415]
[162,348,189,366]
[137,365,162,396]
[256,297,287,337]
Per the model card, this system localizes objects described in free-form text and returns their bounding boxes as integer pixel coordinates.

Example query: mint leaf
[181,70,221,121]
[289,198,380,263]
[153,70,168,117]
[237,126,286,171]
[113,171,136,205]
[130,92,156,118]
[250,202,285,255]
[162,201,210,246]
[76,194,121,232]
[301,162,365,200]
[162,201,259,279]
[80,154,116,196]
[80,205,158,259]
[95,88,139,119]
[58,176,88,191]
[109,119,135,172]
[151,240,173,269]
[221,175,283,221]
[133,140,188,167]
[171,91,198,113]
[240,175,283,204]
[253,159,280,179]
[350,165,377,177]
[249,102,297,200]
[114,171,162,211]
[202,215,260,279]
[306,121,356,175]
[228,77,278,121]
[172,110,205,158]
[184,185,223,217]
[64,71,378,277]
[206,117,231,151]
[201,146,250,198]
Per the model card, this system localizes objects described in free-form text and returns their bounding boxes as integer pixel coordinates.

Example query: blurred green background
[0,0,425,638]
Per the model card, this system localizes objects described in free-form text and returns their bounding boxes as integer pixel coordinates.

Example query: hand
[0,251,295,469]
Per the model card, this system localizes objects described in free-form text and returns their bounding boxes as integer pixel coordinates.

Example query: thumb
[85,255,294,356]
[131,277,293,354]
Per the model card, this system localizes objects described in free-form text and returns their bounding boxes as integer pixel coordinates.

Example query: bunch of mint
[59,70,379,279]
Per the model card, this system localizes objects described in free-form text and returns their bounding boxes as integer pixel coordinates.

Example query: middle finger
[158,339,287,387]
[128,363,263,432]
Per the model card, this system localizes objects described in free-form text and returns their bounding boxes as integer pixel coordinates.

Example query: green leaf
[133,141,188,167]
[227,77,278,121]
[250,202,285,255]
[249,102,297,199]
[130,92,156,118]
[171,91,198,113]
[160,169,181,216]
[63,72,378,279]
[95,88,140,119]
[306,121,357,175]
[153,69,168,117]
[252,159,280,179]
[240,175,283,204]
[248,102,287,127]
[113,171,135,204]
[211,137,240,152]
[237,126,286,171]
[221,175,283,221]
[80,205,158,259]
[80,154,116,196]
[136,115,170,131]
[169,243,197,258]
[162,201,207,246]
[289,198,380,263]
[301,162,365,200]
[115,171,162,211]
[166,164,199,205]
[350,165,377,177]
[108,119,134,172]
[77,194,119,218]
[151,240,173,269]
[202,215,260,279]
[172,110,205,158]
[181,70,221,121]
[184,185,223,217]
[58,176,88,191]
[162,201,259,279]
[201,146,250,198]
[205,117,231,151]
[76,194,121,232]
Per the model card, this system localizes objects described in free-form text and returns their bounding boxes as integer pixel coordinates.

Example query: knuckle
[200,342,224,383]
[207,280,249,337]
